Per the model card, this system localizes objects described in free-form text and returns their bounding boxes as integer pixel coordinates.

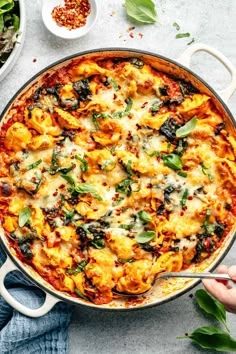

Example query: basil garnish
[75,155,88,172]
[176,116,198,138]
[75,183,97,194]
[18,207,31,227]
[176,32,191,39]
[163,153,183,170]
[195,289,229,332]
[125,0,157,24]
[135,231,156,243]
[138,210,152,223]
[26,159,42,170]
[178,327,236,351]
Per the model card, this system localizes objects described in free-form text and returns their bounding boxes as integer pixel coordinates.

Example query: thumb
[228,265,236,282]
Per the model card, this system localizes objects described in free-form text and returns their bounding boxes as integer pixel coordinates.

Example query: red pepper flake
[129,32,134,39]
[128,26,135,32]
[188,196,193,200]
[33,58,37,63]
[51,0,91,31]
[138,33,143,38]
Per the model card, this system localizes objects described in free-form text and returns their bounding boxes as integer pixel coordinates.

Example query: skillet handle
[176,43,236,103]
[0,257,59,317]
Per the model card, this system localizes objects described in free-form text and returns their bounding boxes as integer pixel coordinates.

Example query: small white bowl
[42,0,98,40]
[0,0,26,82]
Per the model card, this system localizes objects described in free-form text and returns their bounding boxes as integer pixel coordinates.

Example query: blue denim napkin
[0,246,73,354]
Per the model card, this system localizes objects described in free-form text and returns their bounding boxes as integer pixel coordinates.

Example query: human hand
[202,265,236,314]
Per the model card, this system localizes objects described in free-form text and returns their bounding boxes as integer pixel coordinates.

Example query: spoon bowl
[41,0,98,39]
[113,272,233,297]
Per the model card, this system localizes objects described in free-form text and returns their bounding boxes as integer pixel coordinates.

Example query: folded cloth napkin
[0,246,73,354]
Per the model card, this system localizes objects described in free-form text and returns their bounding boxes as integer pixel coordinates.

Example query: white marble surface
[0,1,236,353]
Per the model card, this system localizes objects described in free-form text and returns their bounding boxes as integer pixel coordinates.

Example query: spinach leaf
[159,118,180,142]
[125,0,157,24]
[163,153,183,170]
[73,79,91,101]
[18,207,31,227]
[135,231,156,243]
[176,116,198,138]
[128,57,144,69]
[178,326,236,351]
[195,289,229,332]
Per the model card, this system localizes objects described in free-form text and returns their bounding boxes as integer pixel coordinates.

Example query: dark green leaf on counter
[18,207,31,227]
[177,326,236,351]
[125,0,157,24]
[195,289,229,332]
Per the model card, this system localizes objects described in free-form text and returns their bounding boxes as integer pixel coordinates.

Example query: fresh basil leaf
[91,193,103,201]
[125,0,157,24]
[60,174,75,186]
[119,224,134,230]
[75,155,88,172]
[138,210,152,223]
[180,189,188,208]
[173,22,180,30]
[12,13,20,31]
[125,97,133,113]
[176,32,191,39]
[178,326,236,351]
[176,116,198,138]
[75,183,96,194]
[163,154,183,170]
[195,289,229,332]
[177,171,187,178]
[135,231,156,243]
[66,260,88,275]
[74,287,90,301]
[0,14,4,32]
[0,0,14,16]
[18,207,31,227]
[26,159,42,171]
[115,178,138,196]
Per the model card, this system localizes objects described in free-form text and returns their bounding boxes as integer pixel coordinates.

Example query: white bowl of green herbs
[0,0,26,82]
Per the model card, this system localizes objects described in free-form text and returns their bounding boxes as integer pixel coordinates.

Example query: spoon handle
[159,272,231,281]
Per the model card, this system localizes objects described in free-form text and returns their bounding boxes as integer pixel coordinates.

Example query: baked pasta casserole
[0,56,235,305]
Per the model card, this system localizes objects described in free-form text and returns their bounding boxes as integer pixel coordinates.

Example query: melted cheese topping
[0,57,235,305]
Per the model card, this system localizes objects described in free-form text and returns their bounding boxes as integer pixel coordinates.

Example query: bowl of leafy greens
[0,0,26,82]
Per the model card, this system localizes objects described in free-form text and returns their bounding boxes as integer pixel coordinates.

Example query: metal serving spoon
[113,272,232,297]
